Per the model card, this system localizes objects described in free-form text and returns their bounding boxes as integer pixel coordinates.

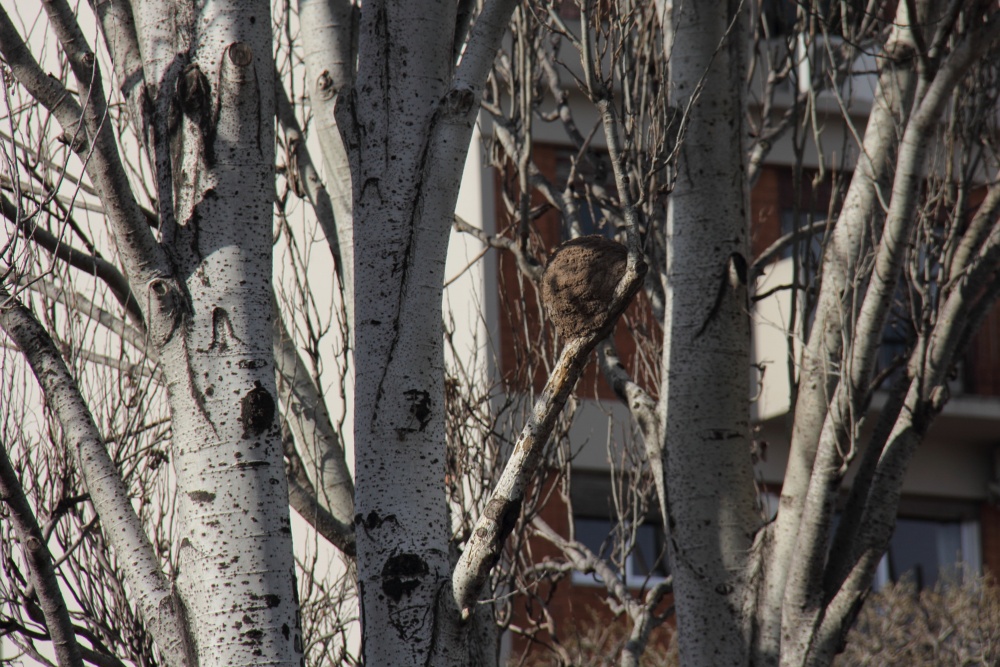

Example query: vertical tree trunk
[146,3,302,664]
[347,3,462,664]
[658,2,761,664]
[345,1,515,661]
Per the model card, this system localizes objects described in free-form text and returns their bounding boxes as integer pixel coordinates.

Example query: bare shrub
[836,573,1000,666]
[513,607,679,667]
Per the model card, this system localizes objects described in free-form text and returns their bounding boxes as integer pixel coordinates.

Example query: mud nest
[541,235,628,340]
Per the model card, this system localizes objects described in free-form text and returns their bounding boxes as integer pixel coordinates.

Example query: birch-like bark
[657,3,761,665]
[757,5,918,658]
[151,4,301,662]
[298,0,356,321]
[344,1,514,662]
[0,290,191,667]
[129,0,192,236]
[346,5,459,663]
[0,435,83,667]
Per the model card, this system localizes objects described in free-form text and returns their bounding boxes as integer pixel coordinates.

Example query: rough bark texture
[347,7,458,664]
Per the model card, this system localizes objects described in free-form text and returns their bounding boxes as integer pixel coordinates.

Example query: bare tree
[468,1,1000,666]
[3,0,1000,666]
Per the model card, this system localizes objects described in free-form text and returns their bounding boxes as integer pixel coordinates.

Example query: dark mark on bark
[234,460,269,469]
[483,496,522,568]
[187,490,215,503]
[715,582,734,595]
[242,628,264,645]
[240,380,274,437]
[177,63,216,165]
[355,511,398,531]
[203,306,243,353]
[250,592,281,608]
[381,553,428,602]
[404,389,431,431]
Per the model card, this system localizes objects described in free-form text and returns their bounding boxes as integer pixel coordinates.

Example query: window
[875,518,981,591]
[761,492,981,591]
[571,516,669,587]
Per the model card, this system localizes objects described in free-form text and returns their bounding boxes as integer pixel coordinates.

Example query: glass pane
[575,517,614,562]
[888,518,963,590]
[573,517,619,584]
[632,524,669,578]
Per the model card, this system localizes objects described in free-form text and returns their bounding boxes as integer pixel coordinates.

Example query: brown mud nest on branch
[541,235,629,340]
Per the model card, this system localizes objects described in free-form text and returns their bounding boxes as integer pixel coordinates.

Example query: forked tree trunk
[343,0,515,663]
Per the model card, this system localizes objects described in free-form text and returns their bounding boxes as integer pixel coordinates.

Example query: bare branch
[282,423,356,558]
[597,338,664,521]
[32,0,171,286]
[24,278,148,356]
[453,214,544,283]
[272,294,355,555]
[0,194,143,325]
[87,0,146,132]
[452,252,646,617]
[0,287,192,667]
[750,220,831,281]
[0,436,84,667]
[275,78,343,279]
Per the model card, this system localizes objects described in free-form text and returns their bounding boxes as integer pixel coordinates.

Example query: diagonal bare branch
[0,3,172,308]
[0,435,84,667]
[452,251,646,617]
[0,286,192,667]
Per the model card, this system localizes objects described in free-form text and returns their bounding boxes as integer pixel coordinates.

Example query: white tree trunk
[658,2,761,665]
[298,0,356,322]
[135,3,301,664]
[2,0,299,663]
[344,1,514,662]
[346,7,457,662]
